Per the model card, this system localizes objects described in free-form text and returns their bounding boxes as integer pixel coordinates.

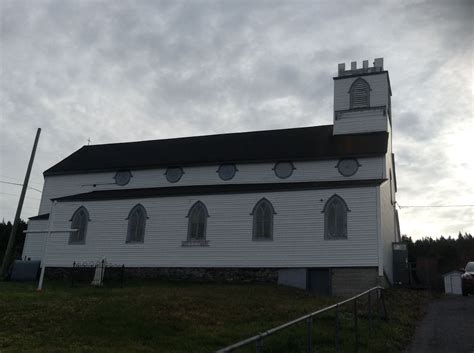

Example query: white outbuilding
[443,271,463,295]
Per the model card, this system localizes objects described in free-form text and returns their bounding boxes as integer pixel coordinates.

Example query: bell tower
[333,58,392,135]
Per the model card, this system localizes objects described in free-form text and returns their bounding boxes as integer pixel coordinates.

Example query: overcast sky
[0,0,472,239]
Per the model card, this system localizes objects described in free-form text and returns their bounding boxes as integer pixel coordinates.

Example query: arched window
[126,204,148,243]
[251,198,276,240]
[69,206,89,244]
[187,201,209,241]
[349,78,370,109]
[323,195,350,239]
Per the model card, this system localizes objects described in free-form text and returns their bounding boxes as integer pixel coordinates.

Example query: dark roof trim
[29,213,50,220]
[333,71,392,96]
[43,153,386,177]
[53,179,387,202]
[333,70,388,80]
[335,106,388,120]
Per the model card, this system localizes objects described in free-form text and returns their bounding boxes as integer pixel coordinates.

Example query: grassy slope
[0,281,434,353]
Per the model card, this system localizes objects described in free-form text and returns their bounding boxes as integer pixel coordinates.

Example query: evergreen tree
[402,233,474,273]
[0,219,27,263]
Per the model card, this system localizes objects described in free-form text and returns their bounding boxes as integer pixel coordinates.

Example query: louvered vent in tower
[349,78,370,108]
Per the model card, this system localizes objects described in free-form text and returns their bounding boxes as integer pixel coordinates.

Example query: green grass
[0,280,435,353]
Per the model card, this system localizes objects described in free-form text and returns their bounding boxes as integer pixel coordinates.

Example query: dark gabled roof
[53,179,387,202]
[44,125,388,176]
[28,213,50,220]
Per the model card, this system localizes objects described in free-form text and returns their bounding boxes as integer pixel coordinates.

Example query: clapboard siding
[22,220,48,261]
[333,114,389,135]
[42,187,379,268]
[38,158,385,214]
[380,181,395,283]
[333,72,390,135]
[381,128,398,283]
[334,73,390,112]
[337,109,385,120]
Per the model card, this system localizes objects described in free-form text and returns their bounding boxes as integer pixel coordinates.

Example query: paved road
[404,295,474,353]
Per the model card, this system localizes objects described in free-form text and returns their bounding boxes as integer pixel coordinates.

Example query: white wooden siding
[41,187,379,268]
[333,113,389,135]
[38,158,385,214]
[379,181,396,283]
[333,73,390,135]
[378,125,397,283]
[334,73,390,112]
[22,220,48,261]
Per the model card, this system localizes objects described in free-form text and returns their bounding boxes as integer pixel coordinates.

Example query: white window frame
[251,198,276,241]
[126,204,148,243]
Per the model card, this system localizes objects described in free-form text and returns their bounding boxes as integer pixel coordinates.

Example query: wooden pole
[0,128,41,278]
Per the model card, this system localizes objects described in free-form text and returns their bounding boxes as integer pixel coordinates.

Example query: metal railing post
[368,291,373,335]
[307,316,313,353]
[71,261,75,288]
[335,304,340,353]
[354,298,358,352]
[380,289,388,321]
[101,259,105,286]
[376,288,380,320]
[121,265,125,288]
[255,337,263,353]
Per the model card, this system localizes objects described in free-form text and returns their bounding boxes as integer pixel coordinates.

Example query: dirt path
[404,295,474,353]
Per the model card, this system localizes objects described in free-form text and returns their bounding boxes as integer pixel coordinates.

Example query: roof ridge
[84,124,334,148]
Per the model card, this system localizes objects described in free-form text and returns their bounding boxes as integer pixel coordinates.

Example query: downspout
[376,186,383,277]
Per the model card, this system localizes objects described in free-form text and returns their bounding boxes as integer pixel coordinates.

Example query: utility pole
[0,128,41,278]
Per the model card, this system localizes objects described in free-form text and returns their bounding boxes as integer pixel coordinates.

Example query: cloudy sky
[0,0,472,239]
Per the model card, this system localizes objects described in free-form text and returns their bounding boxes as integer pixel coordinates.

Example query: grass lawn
[0,280,435,353]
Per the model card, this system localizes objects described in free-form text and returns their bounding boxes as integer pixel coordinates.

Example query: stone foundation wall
[45,266,383,296]
[46,266,80,280]
[45,266,278,283]
[331,267,380,297]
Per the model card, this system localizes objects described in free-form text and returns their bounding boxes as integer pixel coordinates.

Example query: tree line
[402,233,474,274]
[0,219,27,264]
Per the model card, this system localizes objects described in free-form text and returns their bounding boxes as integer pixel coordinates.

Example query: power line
[0,204,40,212]
[397,203,474,209]
[0,174,43,186]
[0,180,42,193]
[0,192,41,201]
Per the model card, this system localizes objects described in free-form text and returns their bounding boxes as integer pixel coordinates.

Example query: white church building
[23,58,400,296]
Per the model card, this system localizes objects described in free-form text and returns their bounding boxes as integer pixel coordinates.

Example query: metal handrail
[216,286,387,353]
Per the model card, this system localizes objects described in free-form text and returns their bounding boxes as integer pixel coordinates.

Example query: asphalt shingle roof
[44,125,388,176]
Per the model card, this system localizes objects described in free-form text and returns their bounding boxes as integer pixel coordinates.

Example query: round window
[274,162,294,179]
[114,170,132,186]
[337,159,360,177]
[217,164,237,181]
[165,167,184,183]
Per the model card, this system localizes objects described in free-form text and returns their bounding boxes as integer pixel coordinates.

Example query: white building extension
[23,58,401,296]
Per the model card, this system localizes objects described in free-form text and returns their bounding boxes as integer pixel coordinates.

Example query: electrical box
[392,242,409,285]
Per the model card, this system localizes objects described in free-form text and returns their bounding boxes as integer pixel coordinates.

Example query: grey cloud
[396,111,434,141]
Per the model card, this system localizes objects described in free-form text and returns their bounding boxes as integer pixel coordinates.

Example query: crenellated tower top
[337,58,384,77]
